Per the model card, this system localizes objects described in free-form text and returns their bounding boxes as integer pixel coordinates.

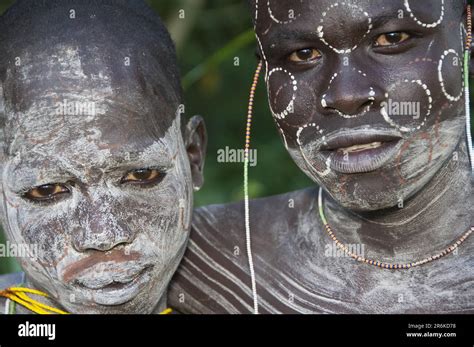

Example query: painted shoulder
[168,187,320,313]
[193,186,320,242]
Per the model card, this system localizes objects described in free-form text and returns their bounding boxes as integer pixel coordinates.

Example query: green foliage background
[0,0,472,275]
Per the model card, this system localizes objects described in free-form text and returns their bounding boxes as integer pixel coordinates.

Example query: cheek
[3,202,71,282]
[125,173,190,257]
[381,79,433,132]
[435,48,465,114]
[267,67,326,146]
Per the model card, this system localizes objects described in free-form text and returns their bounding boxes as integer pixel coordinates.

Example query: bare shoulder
[193,186,319,244]
[169,187,320,313]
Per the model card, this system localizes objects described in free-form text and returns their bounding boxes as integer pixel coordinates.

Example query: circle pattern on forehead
[438,49,464,102]
[321,69,375,119]
[267,0,303,25]
[267,67,298,120]
[316,2,373,54]
[381,79,432,133]
[404,0,445,28]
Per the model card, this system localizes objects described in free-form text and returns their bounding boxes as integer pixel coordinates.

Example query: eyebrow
[264,12,415,47]
[8,145,174,192]
[265,29,318,46]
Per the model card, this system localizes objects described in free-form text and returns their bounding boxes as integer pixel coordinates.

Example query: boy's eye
[120,168,165,186]
[24,184,70,202]
[374,32,410,47]
[289,48,321,63]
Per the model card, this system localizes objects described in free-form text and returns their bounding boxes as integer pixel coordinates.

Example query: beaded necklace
[318,188,473,269]
[0,286,172,314]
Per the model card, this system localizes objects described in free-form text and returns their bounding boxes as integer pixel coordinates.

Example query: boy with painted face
[0,0,206,314]
[169,0,473,313]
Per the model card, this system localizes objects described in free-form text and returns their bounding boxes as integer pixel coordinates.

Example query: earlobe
[184,115,207,191]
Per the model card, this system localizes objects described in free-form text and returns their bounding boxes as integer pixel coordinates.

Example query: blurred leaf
[182,29,255,90]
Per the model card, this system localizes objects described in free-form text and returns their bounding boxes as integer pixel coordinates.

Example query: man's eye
[374,32,410,47]
[120,168,165,186]
[289,48,321,63]
[24,184,70,202]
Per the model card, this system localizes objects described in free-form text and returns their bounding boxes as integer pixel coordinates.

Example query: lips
[318,131,402,174]
[73,264,153,306]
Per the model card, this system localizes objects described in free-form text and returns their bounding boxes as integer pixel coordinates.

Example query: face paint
[252,0,468,211]
[0,1,196,314]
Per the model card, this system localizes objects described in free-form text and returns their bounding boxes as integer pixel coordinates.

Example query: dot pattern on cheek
[267,0,303,25]
[438,49,464,102]
[267,67,298,120]
[404,0,445,29]
[317,2,373,54]
[381,80,432,133]
[275,81,321,131]
[296,124,331,177]
[321,69,375,119]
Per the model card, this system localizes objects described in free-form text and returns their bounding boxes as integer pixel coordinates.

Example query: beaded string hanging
[465,4,474,173]
[243,60,262,314]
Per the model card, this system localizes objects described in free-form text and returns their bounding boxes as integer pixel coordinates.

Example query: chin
[60,291,163,314]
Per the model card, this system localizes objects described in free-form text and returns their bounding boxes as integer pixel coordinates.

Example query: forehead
[7,104,182,160]
[256,0,457,35]
[3,42,181,158]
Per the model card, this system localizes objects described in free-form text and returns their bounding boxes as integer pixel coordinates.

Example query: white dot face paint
[296,123,331,177]
[317,2,373,54]
[252,0,469,210]
[267,67,298,120]
[321,68,375,119]
[438,49,464,102]
[267,0,304,25]
[380,80,433,133]
[404,0,445,28]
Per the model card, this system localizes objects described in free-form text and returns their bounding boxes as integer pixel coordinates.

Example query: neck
[323,138,473,261]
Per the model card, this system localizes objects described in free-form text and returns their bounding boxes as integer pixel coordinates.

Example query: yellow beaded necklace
[0,287,172,314]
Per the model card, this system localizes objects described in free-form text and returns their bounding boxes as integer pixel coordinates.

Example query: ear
[184,115,207,191]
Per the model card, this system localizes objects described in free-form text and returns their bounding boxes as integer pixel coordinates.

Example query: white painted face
[0,44,194,314]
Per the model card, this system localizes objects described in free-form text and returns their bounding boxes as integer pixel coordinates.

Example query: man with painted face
[169,0,473,313]
[0,0,206,314]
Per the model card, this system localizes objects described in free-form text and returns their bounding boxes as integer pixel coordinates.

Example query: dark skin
[169,0,473,313]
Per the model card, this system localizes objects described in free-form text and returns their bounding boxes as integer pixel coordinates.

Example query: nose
[72,199,135,252]
[321,69,382,117]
